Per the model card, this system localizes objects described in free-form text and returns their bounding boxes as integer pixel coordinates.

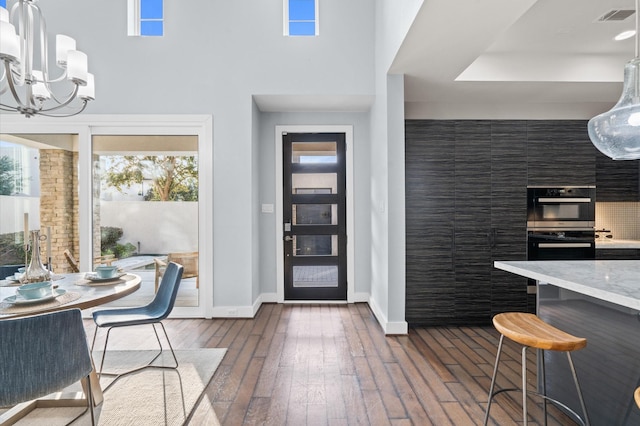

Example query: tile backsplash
[595,202,640,239]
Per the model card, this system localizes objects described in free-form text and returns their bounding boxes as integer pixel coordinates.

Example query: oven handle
[537,243,593,248]
[537,197,592,203]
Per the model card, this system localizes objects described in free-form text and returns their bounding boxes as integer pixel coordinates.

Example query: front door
[282,132,347,300]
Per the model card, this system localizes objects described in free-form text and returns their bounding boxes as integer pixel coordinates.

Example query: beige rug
[8,349,226,426]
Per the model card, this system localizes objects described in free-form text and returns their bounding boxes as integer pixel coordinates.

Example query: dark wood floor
[86,303,577,425]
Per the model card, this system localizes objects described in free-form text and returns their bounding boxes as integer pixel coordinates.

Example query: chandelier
[0,0,94,118]
[588,0,640,160]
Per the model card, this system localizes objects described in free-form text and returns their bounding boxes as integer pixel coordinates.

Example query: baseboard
[210,293,278,318]
[367,296,408,335]
[209,292,408,335]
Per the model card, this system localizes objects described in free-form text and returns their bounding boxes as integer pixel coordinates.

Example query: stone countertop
[494,260,640,311]
[595,239,640,249]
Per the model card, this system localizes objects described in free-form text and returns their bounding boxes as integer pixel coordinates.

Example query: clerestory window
[284,0,318,36]
[128,0,163,37]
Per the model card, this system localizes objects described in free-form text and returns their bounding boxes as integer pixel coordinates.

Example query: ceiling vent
[596,9,635,22]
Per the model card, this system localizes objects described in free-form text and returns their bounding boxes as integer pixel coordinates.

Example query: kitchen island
[494,260,640,426]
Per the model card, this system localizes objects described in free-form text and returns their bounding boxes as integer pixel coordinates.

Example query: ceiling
[391,0,638,119]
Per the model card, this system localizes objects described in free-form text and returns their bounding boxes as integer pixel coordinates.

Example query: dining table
[0,271,142,424]
[0,272,141,319]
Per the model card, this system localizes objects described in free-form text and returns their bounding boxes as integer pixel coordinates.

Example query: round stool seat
[493,312,587,352]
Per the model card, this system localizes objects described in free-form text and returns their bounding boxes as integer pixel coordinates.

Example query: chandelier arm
[33,1,54,94]
[34,83,80,112]
[636,0,639,59]
[4,61,30,111]
[36,99,88,117]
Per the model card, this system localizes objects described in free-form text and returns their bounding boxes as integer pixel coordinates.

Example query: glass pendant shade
[588,58,640,160]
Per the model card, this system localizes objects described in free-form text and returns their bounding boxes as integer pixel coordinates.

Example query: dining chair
[91,261,184,386]
[0,309,96,425]
[154,251,198,292]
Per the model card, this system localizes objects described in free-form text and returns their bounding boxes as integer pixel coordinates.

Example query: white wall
[257,112,372,297]
[100,201,198,254]
[33,0,377,314]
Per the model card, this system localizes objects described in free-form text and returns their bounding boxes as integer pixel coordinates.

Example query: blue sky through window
[140,0,163,36]
[0,0,6,8]
[289,0,316,36]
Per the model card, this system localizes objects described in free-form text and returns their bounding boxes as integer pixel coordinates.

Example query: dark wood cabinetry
[405,120,606,327]
[595,152,640,201]
[405,120,528,326]
[526,121,596,186]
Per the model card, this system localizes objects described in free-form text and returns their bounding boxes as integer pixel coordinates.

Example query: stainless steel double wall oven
[526,186,596,294]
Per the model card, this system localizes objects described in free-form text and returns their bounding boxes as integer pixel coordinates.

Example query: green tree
[103,155,198,201]
[0,156,16,196]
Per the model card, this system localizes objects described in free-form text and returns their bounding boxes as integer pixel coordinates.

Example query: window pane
[289,0,315,20]
[141,21,163,36]
[293,235,337,257]
[293,204,337,225]
[292,141,336,164]
[292,173,336,194]
[293,265,338,287]
[289,22,315,36]
[141,0,163,19]
[0,0,6,9]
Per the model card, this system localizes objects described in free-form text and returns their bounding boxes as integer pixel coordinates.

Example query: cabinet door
[595,151,640,201]
[527,121,596,186]
[454,121,492,325]
[490,122,529,315]
[405,121,455,325]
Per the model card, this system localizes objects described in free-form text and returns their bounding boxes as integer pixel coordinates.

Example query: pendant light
[588,0,640,160]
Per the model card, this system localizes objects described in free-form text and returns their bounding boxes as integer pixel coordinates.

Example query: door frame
[0,114,214,319]
[275,125,355,303]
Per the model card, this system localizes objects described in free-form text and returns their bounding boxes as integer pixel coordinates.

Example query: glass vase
[24,230,51,283]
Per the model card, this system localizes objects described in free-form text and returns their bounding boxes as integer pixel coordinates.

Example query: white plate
[3,289,67,305]
[84,272,126,282]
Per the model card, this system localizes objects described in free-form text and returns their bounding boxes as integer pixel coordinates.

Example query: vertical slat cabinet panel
[490,121,529,315]
[595,151,640,201]
[527,121,596,186]
[405,120,455,326]
[454,121,492,325]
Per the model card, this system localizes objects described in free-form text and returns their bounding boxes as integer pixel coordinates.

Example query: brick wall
[39,149,78,273]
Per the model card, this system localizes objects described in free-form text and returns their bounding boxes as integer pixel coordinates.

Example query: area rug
[8,349,226,426]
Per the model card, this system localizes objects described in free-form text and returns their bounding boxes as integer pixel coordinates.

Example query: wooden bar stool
[483,312,590,426]
[635,387,640,409]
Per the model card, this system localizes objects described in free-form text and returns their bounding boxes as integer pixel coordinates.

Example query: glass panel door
[283,133,346,300]
[91,135,199,308]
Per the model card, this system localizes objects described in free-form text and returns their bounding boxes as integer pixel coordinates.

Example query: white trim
[0,114,214,319]
[368,296,408,335]
[274,125,355,304]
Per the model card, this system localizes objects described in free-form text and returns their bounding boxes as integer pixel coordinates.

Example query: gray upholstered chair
[0,309,96,425]
[91,261,183,386]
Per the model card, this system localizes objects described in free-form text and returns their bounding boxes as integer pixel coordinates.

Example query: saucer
[3,289,67,305]
[85,272,126,282]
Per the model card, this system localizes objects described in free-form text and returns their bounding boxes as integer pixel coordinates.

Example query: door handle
[284,236,294,242]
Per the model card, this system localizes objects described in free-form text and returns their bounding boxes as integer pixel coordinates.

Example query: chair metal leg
[567,352,590,426]
[539,348,547,426]
[94,321,179,392]
[484,335,505,426]
[522,346,528,426]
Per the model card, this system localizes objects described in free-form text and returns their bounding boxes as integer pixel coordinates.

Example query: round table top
[0,272,141,319]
